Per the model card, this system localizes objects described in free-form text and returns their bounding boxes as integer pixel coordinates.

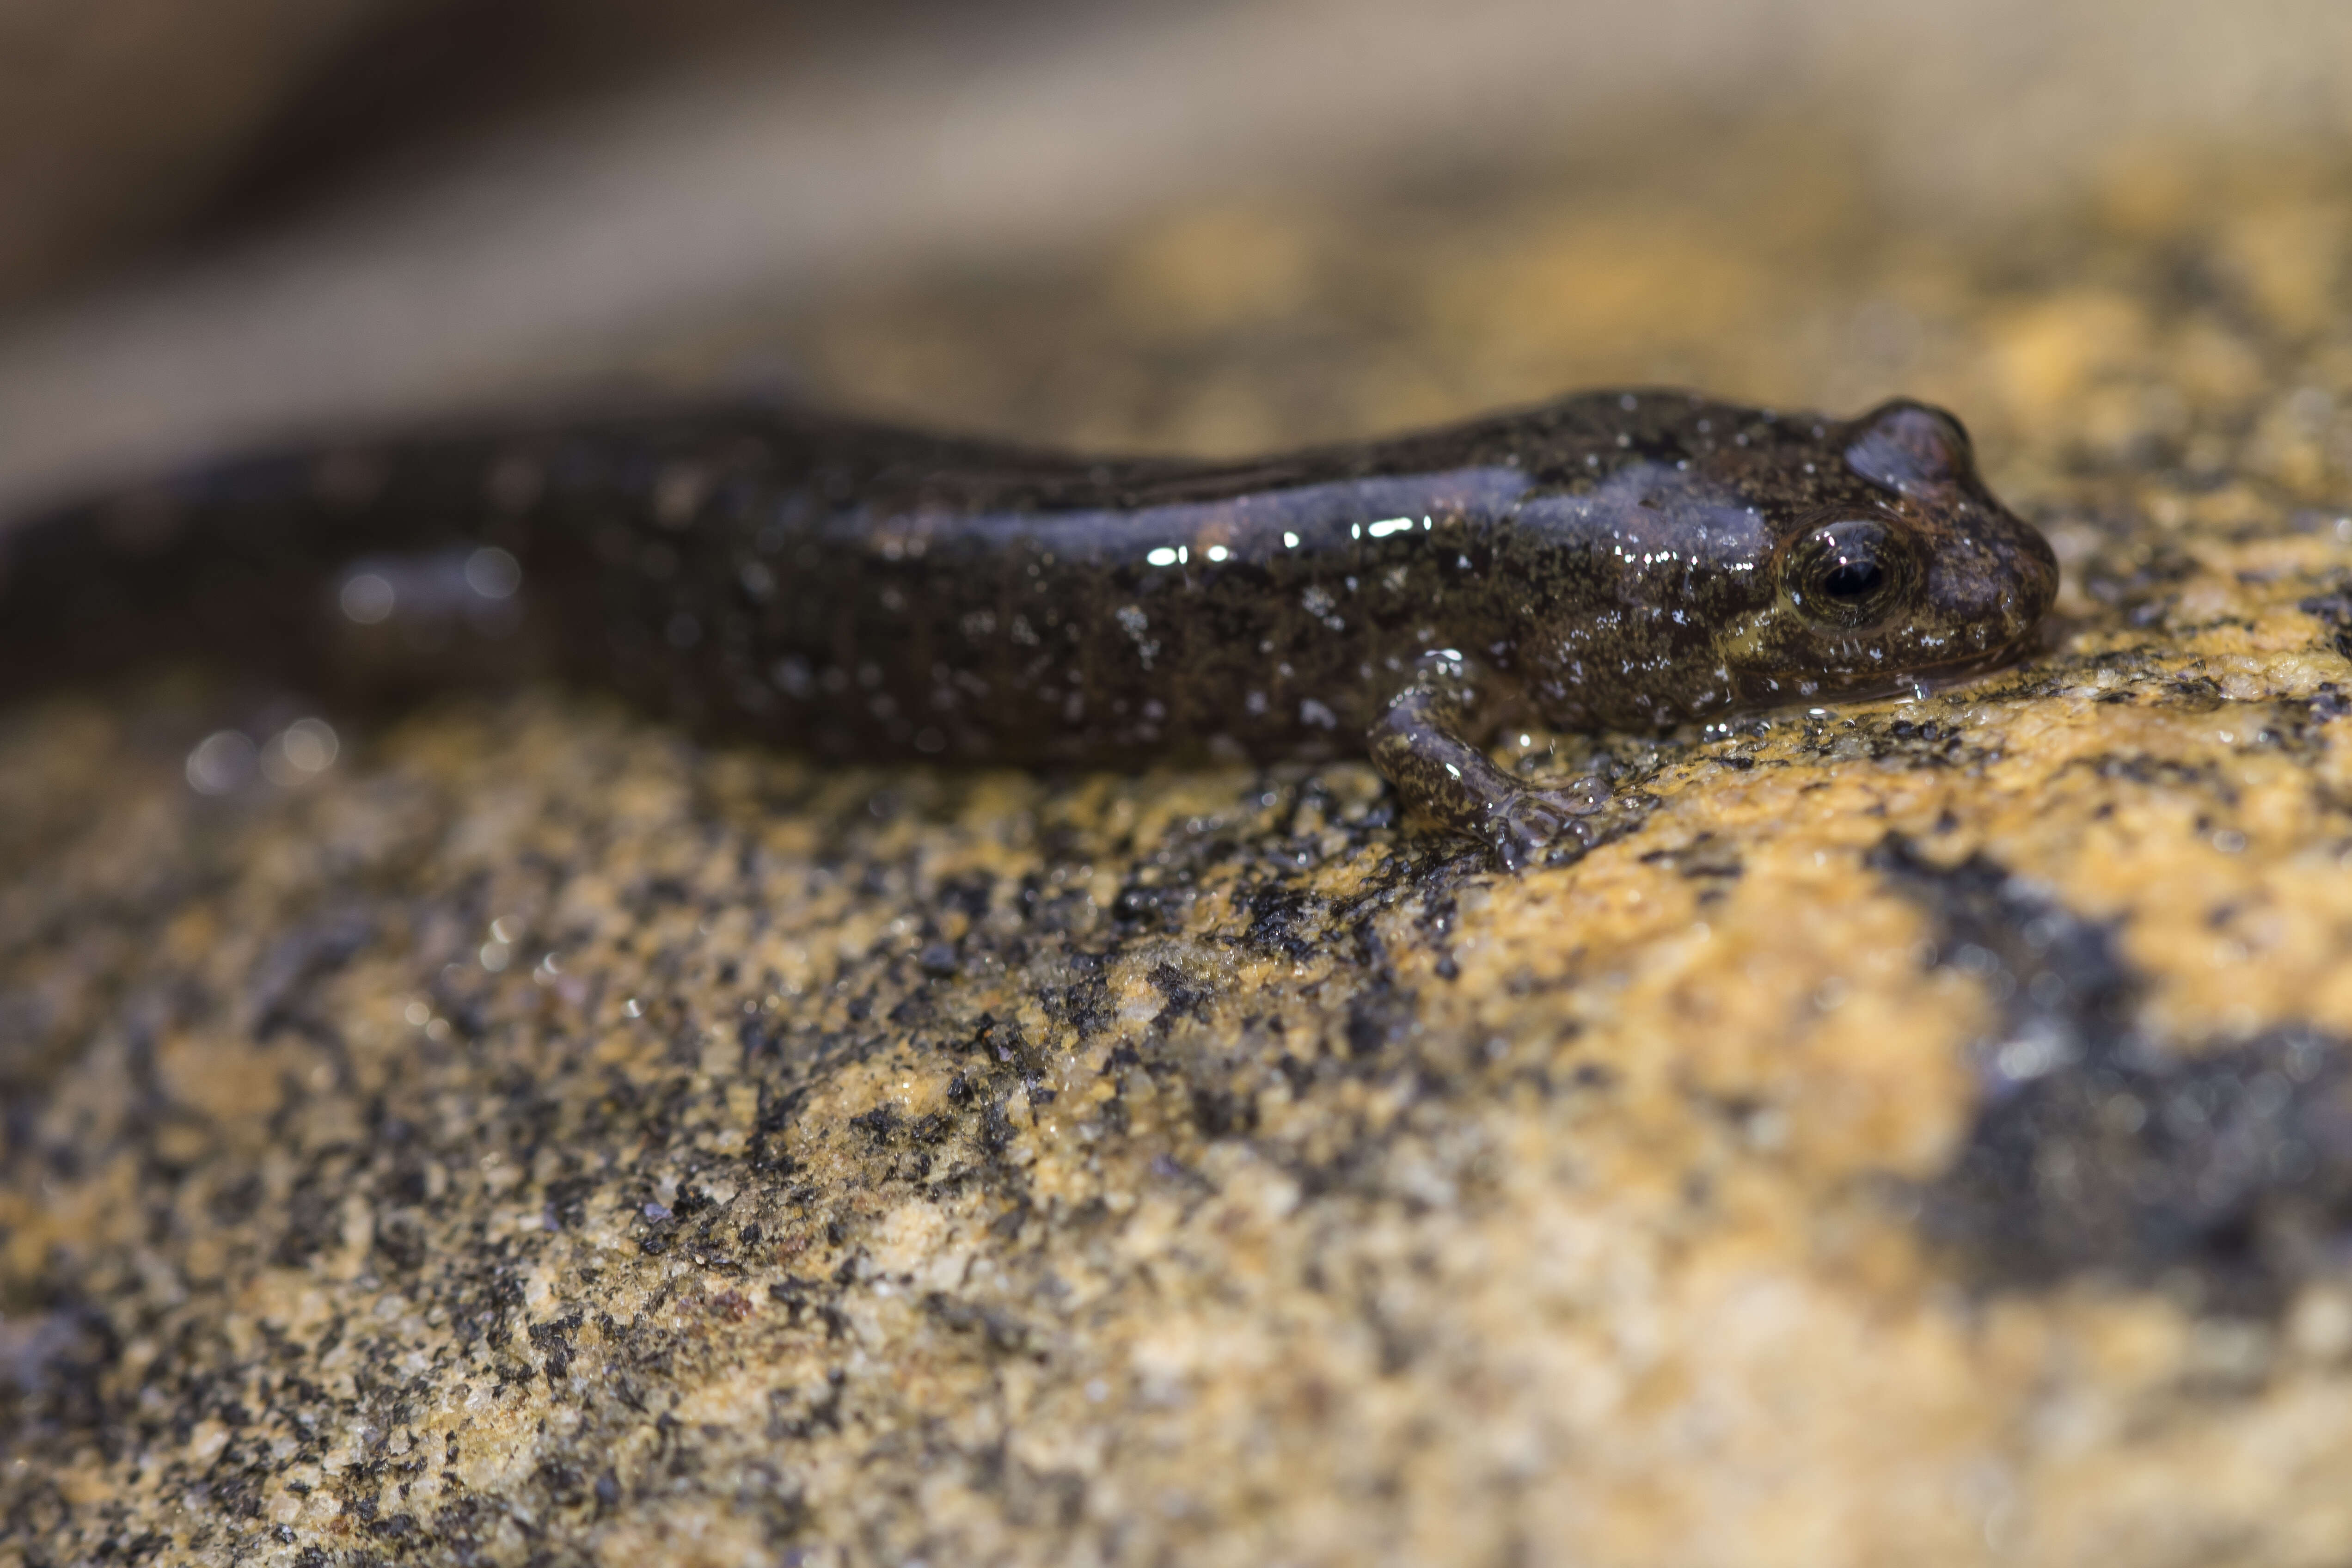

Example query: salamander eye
[1823,556,1883,599]
[1782,518,1916,629]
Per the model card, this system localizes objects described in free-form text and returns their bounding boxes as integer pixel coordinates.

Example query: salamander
[0,390,2056,866]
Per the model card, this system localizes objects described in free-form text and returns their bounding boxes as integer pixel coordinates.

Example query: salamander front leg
[1366,652,1609,871]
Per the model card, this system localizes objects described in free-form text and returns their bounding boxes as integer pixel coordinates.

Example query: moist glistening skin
[0,390,2057,866]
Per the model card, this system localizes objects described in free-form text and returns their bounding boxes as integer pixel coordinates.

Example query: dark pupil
[1821,558,1884,600]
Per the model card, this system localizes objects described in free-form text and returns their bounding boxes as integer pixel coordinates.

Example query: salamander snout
[1837,399,2057,674]
[1920,507,2058,658]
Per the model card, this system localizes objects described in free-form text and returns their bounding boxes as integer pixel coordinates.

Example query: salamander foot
[1484,780,1611,872]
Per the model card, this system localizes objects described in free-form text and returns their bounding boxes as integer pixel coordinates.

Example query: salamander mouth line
[1830,655,2034,708]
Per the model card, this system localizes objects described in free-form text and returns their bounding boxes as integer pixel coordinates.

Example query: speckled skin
[0,390,2053,863]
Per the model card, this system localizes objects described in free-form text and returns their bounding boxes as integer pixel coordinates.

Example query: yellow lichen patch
[1988,291,2154,424]
[1430,207,1775,381]
[1447,768,1987,1184]
[1966,701,2352,1039]
[2218,199,2352,339]
[1109,204,1325,336]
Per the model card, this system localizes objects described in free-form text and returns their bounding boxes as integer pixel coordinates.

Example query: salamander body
[0,390,2056,864]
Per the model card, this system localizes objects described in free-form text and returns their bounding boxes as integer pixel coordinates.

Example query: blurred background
[2,0,2348,509]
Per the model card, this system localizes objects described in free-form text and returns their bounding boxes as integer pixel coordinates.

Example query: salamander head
[1510,394,2053,730]
[1718,398,2056,710]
